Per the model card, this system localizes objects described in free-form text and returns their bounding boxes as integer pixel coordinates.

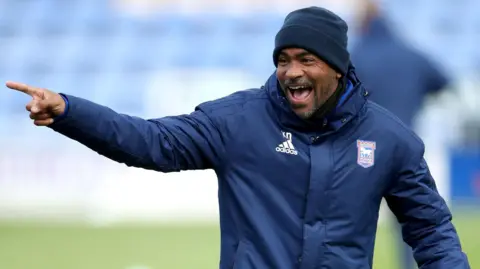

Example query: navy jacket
[351,16,449,127]
[49,68,469,269]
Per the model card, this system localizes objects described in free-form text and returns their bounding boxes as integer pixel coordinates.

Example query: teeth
[289,85,309,90]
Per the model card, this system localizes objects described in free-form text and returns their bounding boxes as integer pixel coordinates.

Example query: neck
[309,76,347,121]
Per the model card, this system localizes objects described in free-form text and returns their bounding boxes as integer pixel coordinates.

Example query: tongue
[293,88,311,100]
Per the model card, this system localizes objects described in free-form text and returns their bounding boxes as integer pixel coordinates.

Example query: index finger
[5,81,40,97]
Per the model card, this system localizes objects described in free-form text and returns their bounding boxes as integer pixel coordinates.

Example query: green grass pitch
[0,212,477,269]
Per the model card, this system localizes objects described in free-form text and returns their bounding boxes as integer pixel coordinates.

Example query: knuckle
[39,101,50,108]
[37,113,48,120]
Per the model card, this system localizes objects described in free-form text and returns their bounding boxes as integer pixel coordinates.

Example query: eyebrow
[279,51,314,59]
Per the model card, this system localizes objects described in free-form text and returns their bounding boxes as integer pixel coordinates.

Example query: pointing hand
[6,81,66,126]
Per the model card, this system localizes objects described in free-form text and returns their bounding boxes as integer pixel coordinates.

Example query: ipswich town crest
[357,140,376,168]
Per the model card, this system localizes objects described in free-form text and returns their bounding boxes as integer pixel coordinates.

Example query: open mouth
[287,85,313,102]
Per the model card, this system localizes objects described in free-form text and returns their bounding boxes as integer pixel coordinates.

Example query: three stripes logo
[276,131,298,155]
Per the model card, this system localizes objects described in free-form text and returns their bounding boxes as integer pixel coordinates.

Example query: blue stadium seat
[63,70,104,100]
[73,0,117,38]
[0,17,19,39]
[23,36,66,70]
[0,0,40,38]
[21,0,80,38]
[120,39,163,72]
[205,35,244,68]
[0,0,478,133]
[59,36,111,75]
[89,72,146,115]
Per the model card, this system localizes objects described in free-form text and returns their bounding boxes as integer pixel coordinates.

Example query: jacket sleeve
[48,94,226,172]
[384,140,470,269]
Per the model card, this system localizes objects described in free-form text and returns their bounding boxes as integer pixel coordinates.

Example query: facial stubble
[299,77,338,119]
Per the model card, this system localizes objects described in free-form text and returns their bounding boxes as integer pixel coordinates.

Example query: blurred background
[0,0,479,268]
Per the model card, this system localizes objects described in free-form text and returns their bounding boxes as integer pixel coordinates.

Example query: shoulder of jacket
[363,101,427,175]
[195,87,269,119]
[365,101,424,152]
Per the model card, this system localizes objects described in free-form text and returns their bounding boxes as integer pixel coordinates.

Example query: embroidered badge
[357,140,376,168]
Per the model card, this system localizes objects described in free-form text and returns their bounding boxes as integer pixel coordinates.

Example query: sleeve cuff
[53,93,70,122]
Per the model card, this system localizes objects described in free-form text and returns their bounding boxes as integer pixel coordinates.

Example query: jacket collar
[265,65,368,133]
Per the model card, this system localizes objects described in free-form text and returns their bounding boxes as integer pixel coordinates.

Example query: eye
[277,57,288,65]
[301,57,315,64]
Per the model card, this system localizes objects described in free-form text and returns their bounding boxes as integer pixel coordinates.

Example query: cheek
[276,68,286,81]
[312,71,337,88]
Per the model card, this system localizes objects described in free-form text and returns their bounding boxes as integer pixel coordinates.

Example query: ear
[336,73,342,79]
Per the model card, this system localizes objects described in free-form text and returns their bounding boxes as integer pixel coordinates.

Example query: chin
[293,108,316,119]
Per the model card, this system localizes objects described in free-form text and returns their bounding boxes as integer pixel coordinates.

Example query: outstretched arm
[7,81,226,172]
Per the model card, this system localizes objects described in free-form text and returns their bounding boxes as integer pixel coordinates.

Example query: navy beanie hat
[273,6,350,75]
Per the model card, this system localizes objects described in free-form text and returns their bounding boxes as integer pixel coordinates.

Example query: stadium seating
[0,0,478,120]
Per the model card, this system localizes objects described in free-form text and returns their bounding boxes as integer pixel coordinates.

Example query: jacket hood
[265,64,368,132]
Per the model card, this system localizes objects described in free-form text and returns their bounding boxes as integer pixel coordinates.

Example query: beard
[296,77,341,120]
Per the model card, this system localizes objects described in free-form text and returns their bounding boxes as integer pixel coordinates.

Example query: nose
[285,62,304,80]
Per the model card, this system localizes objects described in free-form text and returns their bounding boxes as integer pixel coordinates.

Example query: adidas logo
[276,131,298,155]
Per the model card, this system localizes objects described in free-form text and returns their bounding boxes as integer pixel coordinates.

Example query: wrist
[54,94,69,121]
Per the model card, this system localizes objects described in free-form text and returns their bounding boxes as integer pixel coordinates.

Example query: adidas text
[275,146,298,155]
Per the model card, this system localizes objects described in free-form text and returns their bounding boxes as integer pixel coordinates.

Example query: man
[7,6,469,269]
[351,0,449,128]
[350,1,451,268]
